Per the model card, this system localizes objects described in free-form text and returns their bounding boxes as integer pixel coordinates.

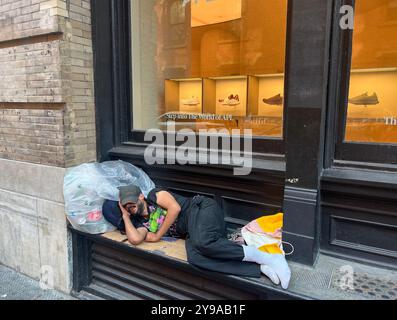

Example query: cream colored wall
[0,159,71,293]
[131,0,160,130]
[191,0,242,27]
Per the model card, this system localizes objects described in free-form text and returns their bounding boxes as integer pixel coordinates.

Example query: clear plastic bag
[63,160,155,234]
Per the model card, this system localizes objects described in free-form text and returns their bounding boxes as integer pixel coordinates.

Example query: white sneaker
[181,97,200,106]
[219,94,240,106]
[260,265,280,285]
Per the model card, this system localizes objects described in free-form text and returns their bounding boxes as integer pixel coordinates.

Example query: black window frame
[326,0,397,168]
[125,0,289,157]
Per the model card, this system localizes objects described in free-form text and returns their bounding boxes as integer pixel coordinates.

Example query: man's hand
[145,232,160,242]
[119,201,130,218]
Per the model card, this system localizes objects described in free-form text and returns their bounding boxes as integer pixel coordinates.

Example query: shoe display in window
[219,94,240,106]
[349,92,379,106]
[263,94,283,106]
[181,96,200,106]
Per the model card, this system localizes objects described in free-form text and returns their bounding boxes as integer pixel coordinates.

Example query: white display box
[248,74,285,117]
[165,78,203,114]
[203,76,247,117]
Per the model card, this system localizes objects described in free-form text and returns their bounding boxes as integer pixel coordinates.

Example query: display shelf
[203,75,247,117]
[347,68,397,119]
[351,67,397,74]
[165,74,287,118]
[248,74,285,117]
[165,78,203,113]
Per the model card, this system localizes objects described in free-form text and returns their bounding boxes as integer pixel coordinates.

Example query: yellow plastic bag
[241,213,293,255]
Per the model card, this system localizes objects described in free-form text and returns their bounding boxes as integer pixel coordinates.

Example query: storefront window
[131,0,288,137]
[345,0,397,144]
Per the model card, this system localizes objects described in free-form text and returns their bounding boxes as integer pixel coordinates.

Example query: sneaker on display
[349,92,379,106]
[181,96,200,106]
[263,94,283,106]
[219,94,240,106]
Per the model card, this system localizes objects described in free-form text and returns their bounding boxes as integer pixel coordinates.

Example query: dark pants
[183,196,261,278]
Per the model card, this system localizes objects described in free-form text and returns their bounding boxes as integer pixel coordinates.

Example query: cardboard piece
[102,231,128,243]
[101,231,187,262]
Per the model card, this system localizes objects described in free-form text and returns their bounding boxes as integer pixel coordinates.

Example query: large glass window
[345,0,397,144]
[131,0,288,138]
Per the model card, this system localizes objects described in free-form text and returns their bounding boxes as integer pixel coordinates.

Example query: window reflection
[345,0,397,144]
[131,0,288,137]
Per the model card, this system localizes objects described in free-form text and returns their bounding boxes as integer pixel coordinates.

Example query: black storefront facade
[70,0,397,299]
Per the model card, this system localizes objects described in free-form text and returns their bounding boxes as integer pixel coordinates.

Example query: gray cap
[118,184,142,206]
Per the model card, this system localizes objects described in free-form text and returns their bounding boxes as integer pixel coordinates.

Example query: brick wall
[0,0,96,167]
[0,0,97,293]
[0,0,59,42]
[0,39,63,103]
[0,108,65,166]
[59,0,96,167]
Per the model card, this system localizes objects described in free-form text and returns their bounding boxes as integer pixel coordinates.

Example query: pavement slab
[0,264,74,300]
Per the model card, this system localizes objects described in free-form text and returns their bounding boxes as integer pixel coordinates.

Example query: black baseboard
[283,187,319,265]
[283,231,317,265]
[321,168,397,268]
[70,228,309,300]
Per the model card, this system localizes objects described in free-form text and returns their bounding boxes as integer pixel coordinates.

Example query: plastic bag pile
[63,160,155,234]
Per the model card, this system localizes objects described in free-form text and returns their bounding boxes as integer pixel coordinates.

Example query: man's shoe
[219,94,240,106]
[349,92,379,106]
[263,94,283,106]
[181,96,200,106]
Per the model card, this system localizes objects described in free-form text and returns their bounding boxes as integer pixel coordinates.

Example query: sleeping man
[102,184,291,289]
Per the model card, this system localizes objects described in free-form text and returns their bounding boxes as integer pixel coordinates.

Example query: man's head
[118,184,146,216]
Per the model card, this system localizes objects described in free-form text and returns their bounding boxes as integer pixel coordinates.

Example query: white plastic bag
[63,160,155,234]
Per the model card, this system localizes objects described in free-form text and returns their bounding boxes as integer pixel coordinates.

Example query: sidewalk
[286,254,397,300]
[2,255,397,300]
[0,264,74,300]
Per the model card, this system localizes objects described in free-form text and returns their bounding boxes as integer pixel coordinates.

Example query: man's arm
[119,201,147,245]
[145,191,181,242]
